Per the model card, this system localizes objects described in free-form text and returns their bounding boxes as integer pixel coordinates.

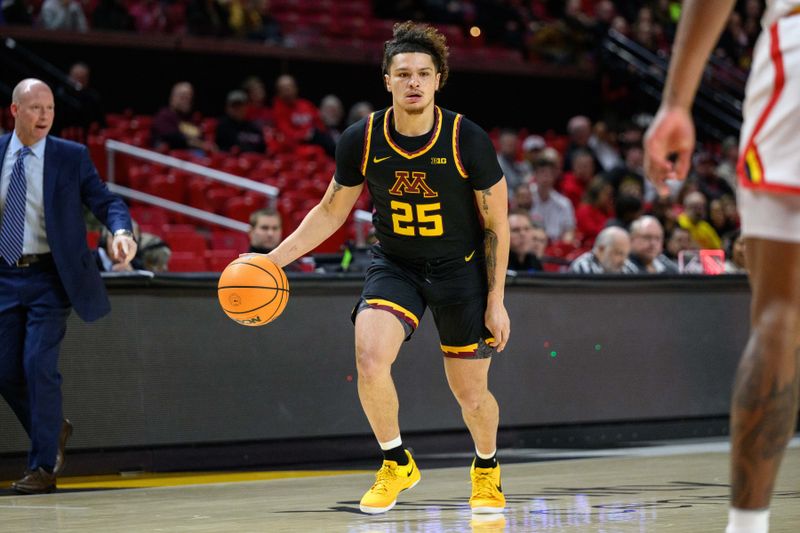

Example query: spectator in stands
[57,62,105,135]
[95,222,142,272]
[530,156,576,244]
[575,177,614,246]
[2,0,33,25]
[248,207,282,254]
[241,75,272,127]
[519,134,546,178]
[186,0,229,37]
[92,0,134,31]
[346,101,374,127]
[40,0,88,32]
[228,0,263,39]
[508,210,543,273]
[137,233,171,272]
[510,182,533,211]
[232,0,281,43]
[716,136,739,190]
[663,226,694,265]
[272,74,334,156]
[628,215,678,274]
[569,226,636,274]
[605,193,643,231]
[604,144,647,202]
[559,148,595,208]
[709,197,738,238]
[151,81,215,153]
[215,89,265,153]
[723,230,747,274]
[693,151,735,201]
[589,120,622,172]
[496,129,527,194]
[129,0,167,33]
[678,191,722,249]
[319,94,344,145]
[564,115,600,171]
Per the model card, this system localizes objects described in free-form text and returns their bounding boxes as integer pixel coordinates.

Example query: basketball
[217,255,289,326]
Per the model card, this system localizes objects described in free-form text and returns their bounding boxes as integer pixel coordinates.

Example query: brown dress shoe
[54,419,74,476]
[11,468,56,494]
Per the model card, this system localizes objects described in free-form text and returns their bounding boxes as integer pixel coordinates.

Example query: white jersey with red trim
[738,7,800,193]
[761,0,800,27]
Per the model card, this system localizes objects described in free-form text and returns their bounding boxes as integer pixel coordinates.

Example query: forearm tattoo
[328,182,343,205]
[484,228,498,292]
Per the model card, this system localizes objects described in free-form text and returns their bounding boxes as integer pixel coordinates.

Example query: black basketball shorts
[351,246,496,359]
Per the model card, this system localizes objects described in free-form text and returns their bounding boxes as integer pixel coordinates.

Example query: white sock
[476,447,496,460]
[726,508,769,533]
[379,436,402,451]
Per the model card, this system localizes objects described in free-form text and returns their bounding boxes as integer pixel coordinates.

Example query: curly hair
[382,21,450,89]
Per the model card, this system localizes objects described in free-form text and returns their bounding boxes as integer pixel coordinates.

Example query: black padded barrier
[0,273,750,454]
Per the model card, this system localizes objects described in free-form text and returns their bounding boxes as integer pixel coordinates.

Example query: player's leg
[353,253,425,514]
[728,237,800,529]
[431,270,505,514]
[354,307,405,445]
[442,356,498,460]
[354,310,421,514]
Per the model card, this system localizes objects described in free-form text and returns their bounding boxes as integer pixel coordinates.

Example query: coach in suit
[0,79,136,494]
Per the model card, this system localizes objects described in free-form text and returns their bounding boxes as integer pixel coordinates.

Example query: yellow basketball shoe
[359,450,421,514]
[469,459,505,514]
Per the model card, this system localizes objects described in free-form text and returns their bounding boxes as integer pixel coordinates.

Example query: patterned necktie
[0,146,31,266]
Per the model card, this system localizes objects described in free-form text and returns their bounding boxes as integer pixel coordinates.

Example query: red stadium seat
[212,230,249,252]
[205,249,238,272]
[168,252,208,272]
[164,231,208,254]
[129,206,170,228]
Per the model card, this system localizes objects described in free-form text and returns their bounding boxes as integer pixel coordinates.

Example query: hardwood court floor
[0,440,798,532]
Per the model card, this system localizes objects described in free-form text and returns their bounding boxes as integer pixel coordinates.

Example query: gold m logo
[388,171,438,198]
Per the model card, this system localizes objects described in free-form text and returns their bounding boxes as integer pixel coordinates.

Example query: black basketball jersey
[335,106,503,262]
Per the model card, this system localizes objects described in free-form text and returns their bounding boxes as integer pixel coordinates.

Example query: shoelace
[370,463,398,495]
[472,470,498,499]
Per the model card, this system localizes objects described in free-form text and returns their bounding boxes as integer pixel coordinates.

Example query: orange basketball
[217,255,289,326]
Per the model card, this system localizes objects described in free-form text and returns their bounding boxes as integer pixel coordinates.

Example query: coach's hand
[112,235,137,266]
[485,300,510,353]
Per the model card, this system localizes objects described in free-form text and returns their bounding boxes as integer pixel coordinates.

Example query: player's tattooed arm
[484,228,498,292]
[480,188,491,215]
[328,182,344,205]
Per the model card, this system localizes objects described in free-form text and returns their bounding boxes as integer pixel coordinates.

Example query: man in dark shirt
[215,90,266,153]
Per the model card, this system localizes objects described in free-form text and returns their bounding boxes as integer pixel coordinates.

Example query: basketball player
[644,2,800,532]
[262,22,510,515]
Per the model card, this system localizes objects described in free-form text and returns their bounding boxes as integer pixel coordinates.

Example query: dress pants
[0,258,71,472]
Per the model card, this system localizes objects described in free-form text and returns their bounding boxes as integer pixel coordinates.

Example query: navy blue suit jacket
[0,133,132,322]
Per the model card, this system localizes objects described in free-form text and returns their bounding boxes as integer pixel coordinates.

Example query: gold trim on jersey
[441,338,496,358]
[360,112,376,176]
[743,147,763,184]
[383,106,443,159]
[452,114,468,178]
[365,298,420,328]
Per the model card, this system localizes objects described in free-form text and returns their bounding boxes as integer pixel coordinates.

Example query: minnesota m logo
[389,171,438,198]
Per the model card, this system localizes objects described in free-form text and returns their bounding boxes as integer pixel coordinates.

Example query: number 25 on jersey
[391,201,443,236]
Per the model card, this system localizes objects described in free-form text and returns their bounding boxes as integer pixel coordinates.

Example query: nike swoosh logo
[407,464,414,477]
[496,483,502,492]
[373,155,392,163]
[464,250,475,262]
